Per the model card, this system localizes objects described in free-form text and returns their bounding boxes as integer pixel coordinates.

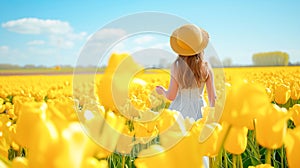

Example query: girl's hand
[155,86,165,95]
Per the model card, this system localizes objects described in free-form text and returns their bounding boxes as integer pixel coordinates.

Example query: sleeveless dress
[168,83,206,120]
[168,83,209,168]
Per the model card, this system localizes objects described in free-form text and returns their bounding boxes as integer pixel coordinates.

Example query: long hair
[173,52,209,88]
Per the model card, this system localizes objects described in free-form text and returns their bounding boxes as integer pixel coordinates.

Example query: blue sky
[0,0,299,67]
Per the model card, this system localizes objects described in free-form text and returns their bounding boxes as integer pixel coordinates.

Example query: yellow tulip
[14,102,112,168]
[104,53,129,74]
[97,74,115,111]
[248,164,274,168]
[135,132,205,168]
[256,104,291,149]
[156,109,188,150]
[135,110,213,167]
[83,109,125,153]
[97,53,143,113]
[0,98,5,113]
[190,119,227,157]
[290,104,300,126]
[274,84,291,104]
[0,114,13,158]
[133,120,158,140]
[13,103,60,168]
[284,127,300,168]
[221,78,269,129]
[134,145,176,168]
[47,98,78,121]
[224,125,248,154]
[51,122,99,168]
[290,83,300,100]
[81,157,108,168]
[14,102,58,148]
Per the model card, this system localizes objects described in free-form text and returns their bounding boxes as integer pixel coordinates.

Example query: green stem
[215,148,223,168]
[122,155,125,168]
[224,149,228,168]
[265,148,272,165]
[233,155,237,168]
[238,154,243,168]
[281,147,284,168]
[253,119,261,160]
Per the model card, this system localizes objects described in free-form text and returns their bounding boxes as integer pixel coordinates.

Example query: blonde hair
[173,53,209,88]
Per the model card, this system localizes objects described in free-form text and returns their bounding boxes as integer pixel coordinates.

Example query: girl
[156,24,216,120]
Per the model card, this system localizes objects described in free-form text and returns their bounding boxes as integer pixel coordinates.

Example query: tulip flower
[13,102,60,168]
[129,78,151,110]
[13,102,112,168]
[256,104,291,149]
[14,102,58,149]
[46,97,78,122]
[224,125,248,154]
[0,98,5,113]
[135,111,228,167]
[248,164,274,168]
[290,104,300,126]
[284,127,300,168]
[221,78,270,130]
[290,83,300,100]
[0,114,13,158]
[135,133,205,168]
[81,157,109,168]
[274,84,291,105]
[134,145,176,168]
[190,118,227,157]
[155,109,188,151]
[51,122,101,168]
[83,109,126,153]
[97,53,143,114]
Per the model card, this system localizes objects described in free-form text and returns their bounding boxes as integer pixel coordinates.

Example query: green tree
[252,51,289,66]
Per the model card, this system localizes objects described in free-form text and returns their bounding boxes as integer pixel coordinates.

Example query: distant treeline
[0,64,68,69]
[252,51,291,66]
[0,64,107,71]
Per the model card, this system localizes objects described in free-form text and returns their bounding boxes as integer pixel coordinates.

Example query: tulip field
[0,54,299,168]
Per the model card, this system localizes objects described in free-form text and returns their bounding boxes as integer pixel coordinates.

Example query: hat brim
[170,28,198,56]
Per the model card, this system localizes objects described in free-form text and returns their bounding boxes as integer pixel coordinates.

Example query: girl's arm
[205,64,217,107]
[156,64,178,101]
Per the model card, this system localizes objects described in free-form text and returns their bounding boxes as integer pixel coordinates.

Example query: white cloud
[2,18,87,49]
[2,18,72,35]
[133,35,155,44]
[27,40,45,46]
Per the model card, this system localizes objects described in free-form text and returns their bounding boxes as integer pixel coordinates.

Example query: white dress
[168,83,210,168]
[168,83,206,120]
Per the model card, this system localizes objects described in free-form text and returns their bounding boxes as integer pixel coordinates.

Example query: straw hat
[170,24,209,56]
